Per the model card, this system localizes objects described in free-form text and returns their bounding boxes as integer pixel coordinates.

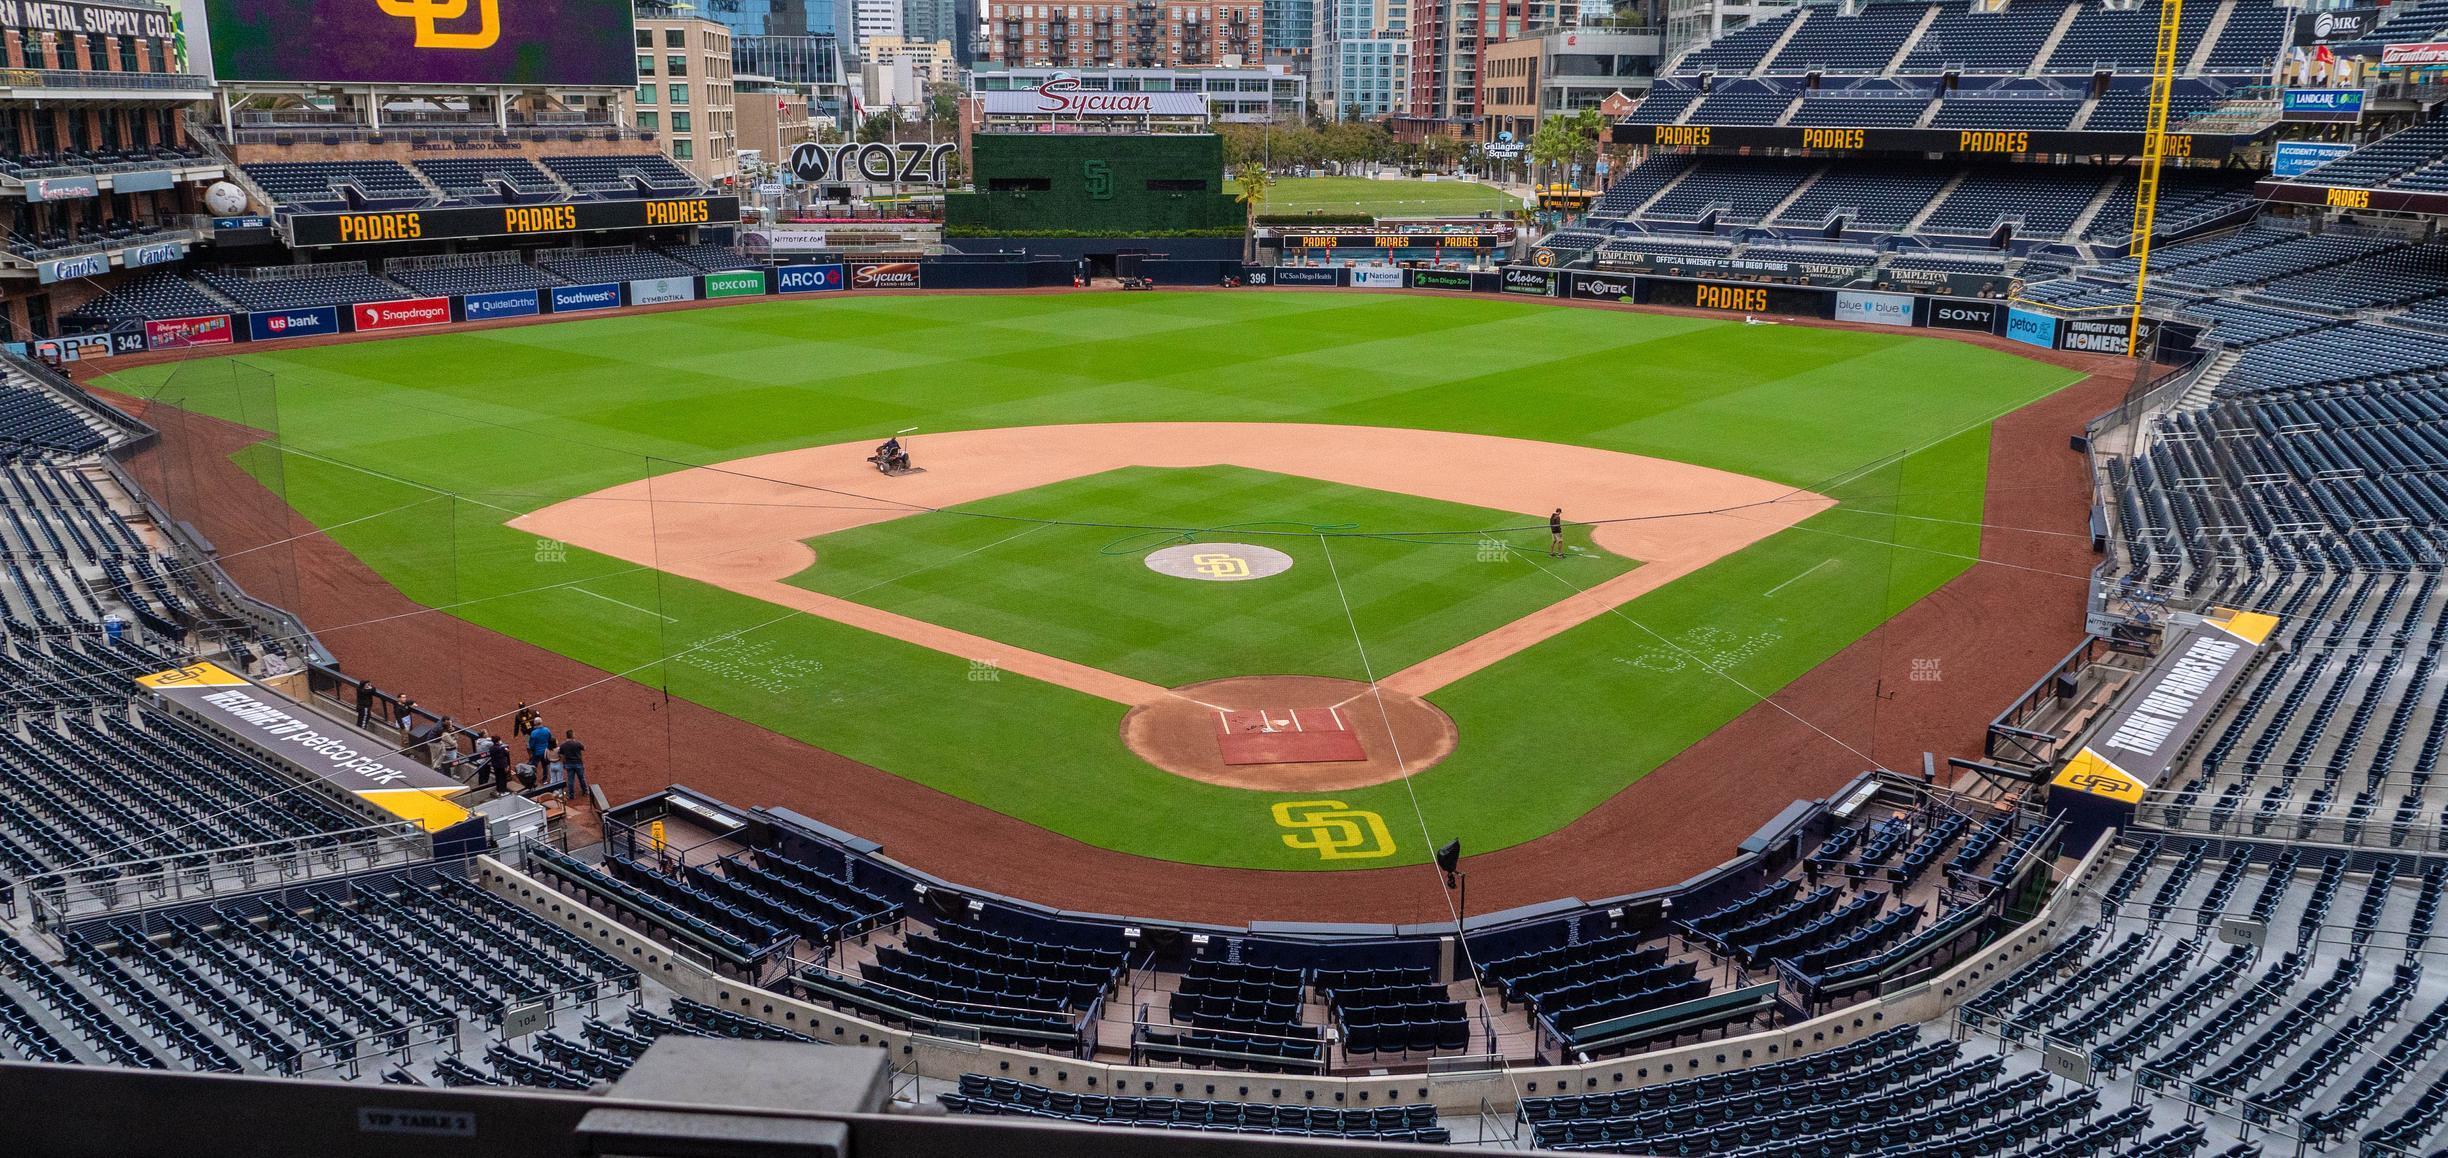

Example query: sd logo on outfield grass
[1273,800,1395,860]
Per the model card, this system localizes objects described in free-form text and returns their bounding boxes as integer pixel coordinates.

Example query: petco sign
[353,297,451,332]
[980,75,1209,117]
[246,306,341,341]
[1834,290,1914,327]
[2005,307,2059,349]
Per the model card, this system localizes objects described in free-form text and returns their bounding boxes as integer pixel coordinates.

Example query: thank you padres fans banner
[2050,608,2276,812]
[137,661,478,833]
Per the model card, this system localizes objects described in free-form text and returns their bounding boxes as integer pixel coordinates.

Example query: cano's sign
[194,0,638,87]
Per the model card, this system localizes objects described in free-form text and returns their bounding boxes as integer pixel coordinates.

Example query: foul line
[1763,558,1838,598]
[570,586,677,622]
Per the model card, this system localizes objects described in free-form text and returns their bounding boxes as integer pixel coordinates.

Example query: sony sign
[788,141,957,185]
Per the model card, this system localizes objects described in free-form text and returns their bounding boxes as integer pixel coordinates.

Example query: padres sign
[1273,800,1395,860]
[1144,543,1294,582]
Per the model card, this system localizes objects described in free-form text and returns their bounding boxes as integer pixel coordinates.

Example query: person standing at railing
[557,730,587,804]
[355,678,377,728]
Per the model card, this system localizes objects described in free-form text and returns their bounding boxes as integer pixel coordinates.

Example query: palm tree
[1232,161,1274,265]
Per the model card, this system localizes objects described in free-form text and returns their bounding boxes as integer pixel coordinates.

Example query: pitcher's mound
[1122,675,1457,790]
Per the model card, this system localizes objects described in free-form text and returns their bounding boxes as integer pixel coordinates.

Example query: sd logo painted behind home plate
[1144,543,1293,582]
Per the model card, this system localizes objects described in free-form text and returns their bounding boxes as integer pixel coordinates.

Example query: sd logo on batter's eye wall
[1273,800,1396,860]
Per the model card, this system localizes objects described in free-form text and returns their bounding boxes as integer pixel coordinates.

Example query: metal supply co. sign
[980,74,1210,117]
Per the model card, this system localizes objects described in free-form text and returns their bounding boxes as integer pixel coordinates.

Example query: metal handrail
[23,820,434,931]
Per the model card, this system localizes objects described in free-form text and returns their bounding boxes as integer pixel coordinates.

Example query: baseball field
[102,290,2085,875]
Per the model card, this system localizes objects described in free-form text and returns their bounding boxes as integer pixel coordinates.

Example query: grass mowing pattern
[106,292,2080,869]
[788,465,1639,687]
[1265,176,1520,218]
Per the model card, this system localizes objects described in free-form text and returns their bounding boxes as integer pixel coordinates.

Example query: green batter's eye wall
[946,133,1248,236]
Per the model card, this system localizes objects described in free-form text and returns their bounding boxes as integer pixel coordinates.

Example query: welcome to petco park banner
[136,661,477,833]
[2048,608,2277,807]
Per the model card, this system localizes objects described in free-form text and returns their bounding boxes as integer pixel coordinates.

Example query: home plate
[1214,707,1367,765]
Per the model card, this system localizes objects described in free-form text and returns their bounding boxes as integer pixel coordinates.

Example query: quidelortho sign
[461,289,541,320]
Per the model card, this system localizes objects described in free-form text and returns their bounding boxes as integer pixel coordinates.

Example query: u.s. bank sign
[788,141,957,185]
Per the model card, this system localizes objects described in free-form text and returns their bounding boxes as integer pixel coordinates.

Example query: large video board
[191,0,636,86]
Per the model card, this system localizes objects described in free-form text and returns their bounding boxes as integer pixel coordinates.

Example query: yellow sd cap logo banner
[376,0,502,49]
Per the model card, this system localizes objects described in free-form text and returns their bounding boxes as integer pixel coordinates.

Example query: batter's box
[1215,707,1367,765]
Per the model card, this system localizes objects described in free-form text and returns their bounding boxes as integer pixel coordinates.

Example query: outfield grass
[1265,176,1520,219]
[105,292,2082,869]
[788,465,1637,687]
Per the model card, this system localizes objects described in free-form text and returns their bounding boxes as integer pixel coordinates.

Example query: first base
[1214,707,1367,765]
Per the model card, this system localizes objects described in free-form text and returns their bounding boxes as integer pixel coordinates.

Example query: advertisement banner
[2005,307,2059,349]
[286,197,736,248]
[461,288,541,321]
[145,314,233,350]
[1639,279,1833,317]
[1834,290,1915,327]
[111,328,148,355]
[1348,265,1402,288]
[2382,42,2448,66]
[2061,316,2155,356]
[1405,268,1477,292]
[744,225,831,252]
[246,306,342,341]
[2273,140,2355,178]
[25,175,99,202]
[2279,88,2366,121]
[550,282,622,313]
[1262,266,1342,287]
[1927,299,2000,334]
[211,215,273,230]
[1501,267,1558,296]
[628,276,697,306]
[1567,271,1638,302]
[979,75,1208,117]
[351,297,451,332]
[850,261,922,290]
[1612,122,2243,162]
[122,240,188,270]
[199,0,638,87]
[2296,7,2380,44]
[32,333,114,363]
[113,169,177,194]
[2,0,177,39]
[774,264,846,293]
[704,270,768,299]
[36,253,110,284]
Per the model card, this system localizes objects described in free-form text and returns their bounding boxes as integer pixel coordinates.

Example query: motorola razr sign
[788,141,957,185]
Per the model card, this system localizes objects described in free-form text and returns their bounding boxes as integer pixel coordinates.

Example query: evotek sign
[850,262,921,290]
[246,306,340,341]
[979,74,1209,117]
[787,141,957,185]
[353,297,451,332]
[1568,273,1636,302]
[774,264,845,293]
